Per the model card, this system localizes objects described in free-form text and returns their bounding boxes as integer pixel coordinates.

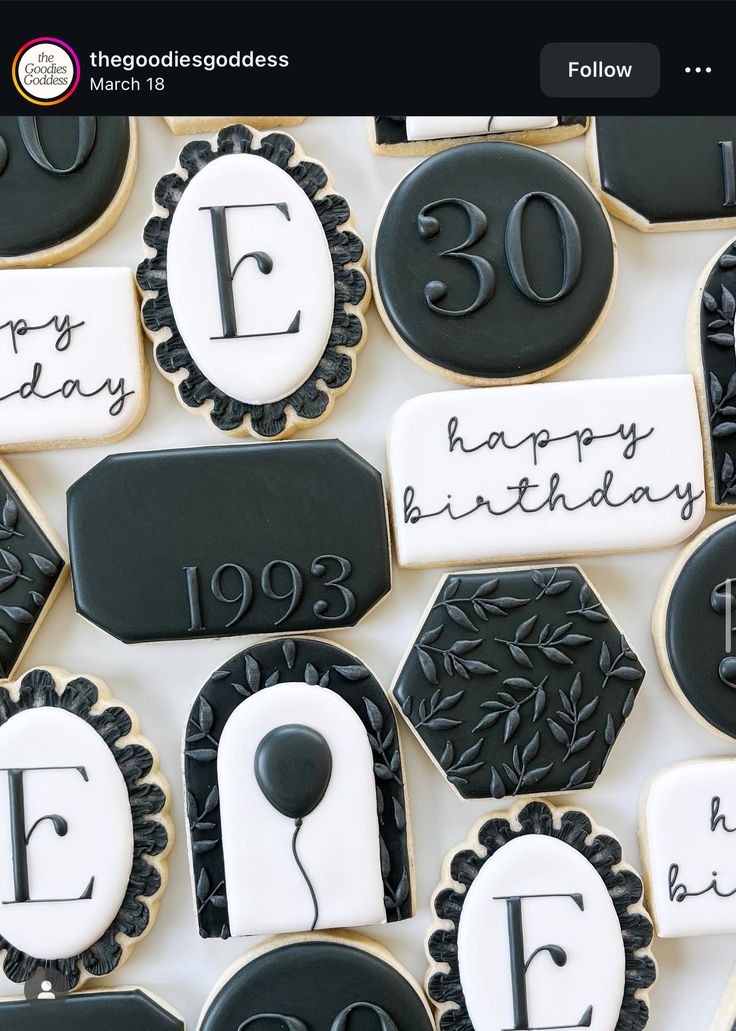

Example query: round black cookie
[0,116,133,263]
[199,936,434,1031]
[373,141,615,383]
[656,515,736,740]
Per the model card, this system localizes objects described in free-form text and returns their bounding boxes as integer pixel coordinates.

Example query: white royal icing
[166,151,335,407]
[0,268,143,450]
[457,834,626,1031]
[217,682,385,936]
[387,375,706,567]
[405,116,559,141]
[0,706,134,960]
[643,758,736,938]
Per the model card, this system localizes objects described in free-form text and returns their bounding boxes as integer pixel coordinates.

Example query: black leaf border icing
[184,636,413,939]
[0,667,171,991]
[426,799,656,1031]
[137,123,369,440]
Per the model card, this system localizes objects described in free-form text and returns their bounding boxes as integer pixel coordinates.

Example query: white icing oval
[457,834,626,1031]
[217,682,385,936]
[0,706,133,959]
[166,151,335,406]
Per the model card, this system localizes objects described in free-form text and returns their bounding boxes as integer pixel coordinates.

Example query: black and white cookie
[138,123,369,439]
[388,377,706,568]
[66,440,391,643]
[164,116,305,134]
[653,515,736,741]
[641,758,736,938]
[427,800,656,1031]
[688,233,736,508]
[0,667,171,990]
[0,116,136,267]
[588,117,736,231]
[0,268,147,452]
[372,141,615,384]
[0,987,183,1030]
[0,460,67,680]
[392,566,644,800]
[370,115,588,155]
[198,932,434,1031]
[185,637,412,939]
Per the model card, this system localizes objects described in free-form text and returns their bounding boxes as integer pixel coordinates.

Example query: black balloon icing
[137,123,367,438]
[427,801,655,1031]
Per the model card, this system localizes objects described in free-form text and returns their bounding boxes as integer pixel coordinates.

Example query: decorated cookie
[372,141,615,384]
[711,965,736,1031]
[427,800,656,1031]
[164,116,305,134]
[0,268,147,452]
[0,666,171,989]
[198,932,434,1031]
[641,759,736,938]
[0,460,67,680]
[0,987,183,1030]
[370,115,588,155]
[589,117,736,231]
[0,116,136,267]
[185,637,412,938]
[688,233,736,508]
[392,566,644,800]
[388,376,706,568]
[653,515,736,741]
[67,440,390,643]
[138,123,369,439]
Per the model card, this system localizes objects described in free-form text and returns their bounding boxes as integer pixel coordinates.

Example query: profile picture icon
[12,38,80,105]
[23,966,69,1009]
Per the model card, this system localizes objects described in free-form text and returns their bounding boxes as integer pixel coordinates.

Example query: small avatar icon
[23,966,69,1011]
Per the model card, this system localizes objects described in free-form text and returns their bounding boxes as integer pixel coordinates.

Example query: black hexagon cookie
[391,566,645,800]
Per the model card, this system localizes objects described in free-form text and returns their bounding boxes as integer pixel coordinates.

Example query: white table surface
[0,115,732,1031]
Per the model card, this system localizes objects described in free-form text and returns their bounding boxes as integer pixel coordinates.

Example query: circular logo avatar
[12,38,80,105]
[23,967,69,1011]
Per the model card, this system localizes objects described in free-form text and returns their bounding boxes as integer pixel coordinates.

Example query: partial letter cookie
[372,141,615,384]
[392,566,644,800]
[370,115,588,155]
[185,637,412,938]
[388,376,706,568]
[0,667,171,990]
[641,758,736,937]
[0,116,136,267]
[653,515,736,741]
[67,440,391,643]
[427,800,656,1031]
[138,123,369,439]
[0,268,147,451]
[198,933,434,1030]
[588,116,736,231]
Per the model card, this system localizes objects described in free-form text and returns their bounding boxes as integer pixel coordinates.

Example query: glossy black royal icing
[66,440,391,643]
[198,938,434,1031]
[0,466,64,679]
[665,518,736,738]
[0,989,183,1031]
[185,637,412,939]
[0,669,168,990]
[427,801,656,1031]
[595,117,736,225]
[137,123,367,438]
[374,142,614,381]
[0,117,131,258]
[392,568,644,800]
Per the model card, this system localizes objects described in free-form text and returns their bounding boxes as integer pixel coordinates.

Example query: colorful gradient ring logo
[12,38,80,105]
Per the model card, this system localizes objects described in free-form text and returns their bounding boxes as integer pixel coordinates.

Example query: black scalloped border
[427,800,655,1031]
[0,669,168,991]
[137,123,367,439]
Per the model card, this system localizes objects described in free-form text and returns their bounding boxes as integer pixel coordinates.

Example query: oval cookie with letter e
[387,375,706,567]
[427,800,656,1031]
[0,667,171,990]
[138,123,369,439]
